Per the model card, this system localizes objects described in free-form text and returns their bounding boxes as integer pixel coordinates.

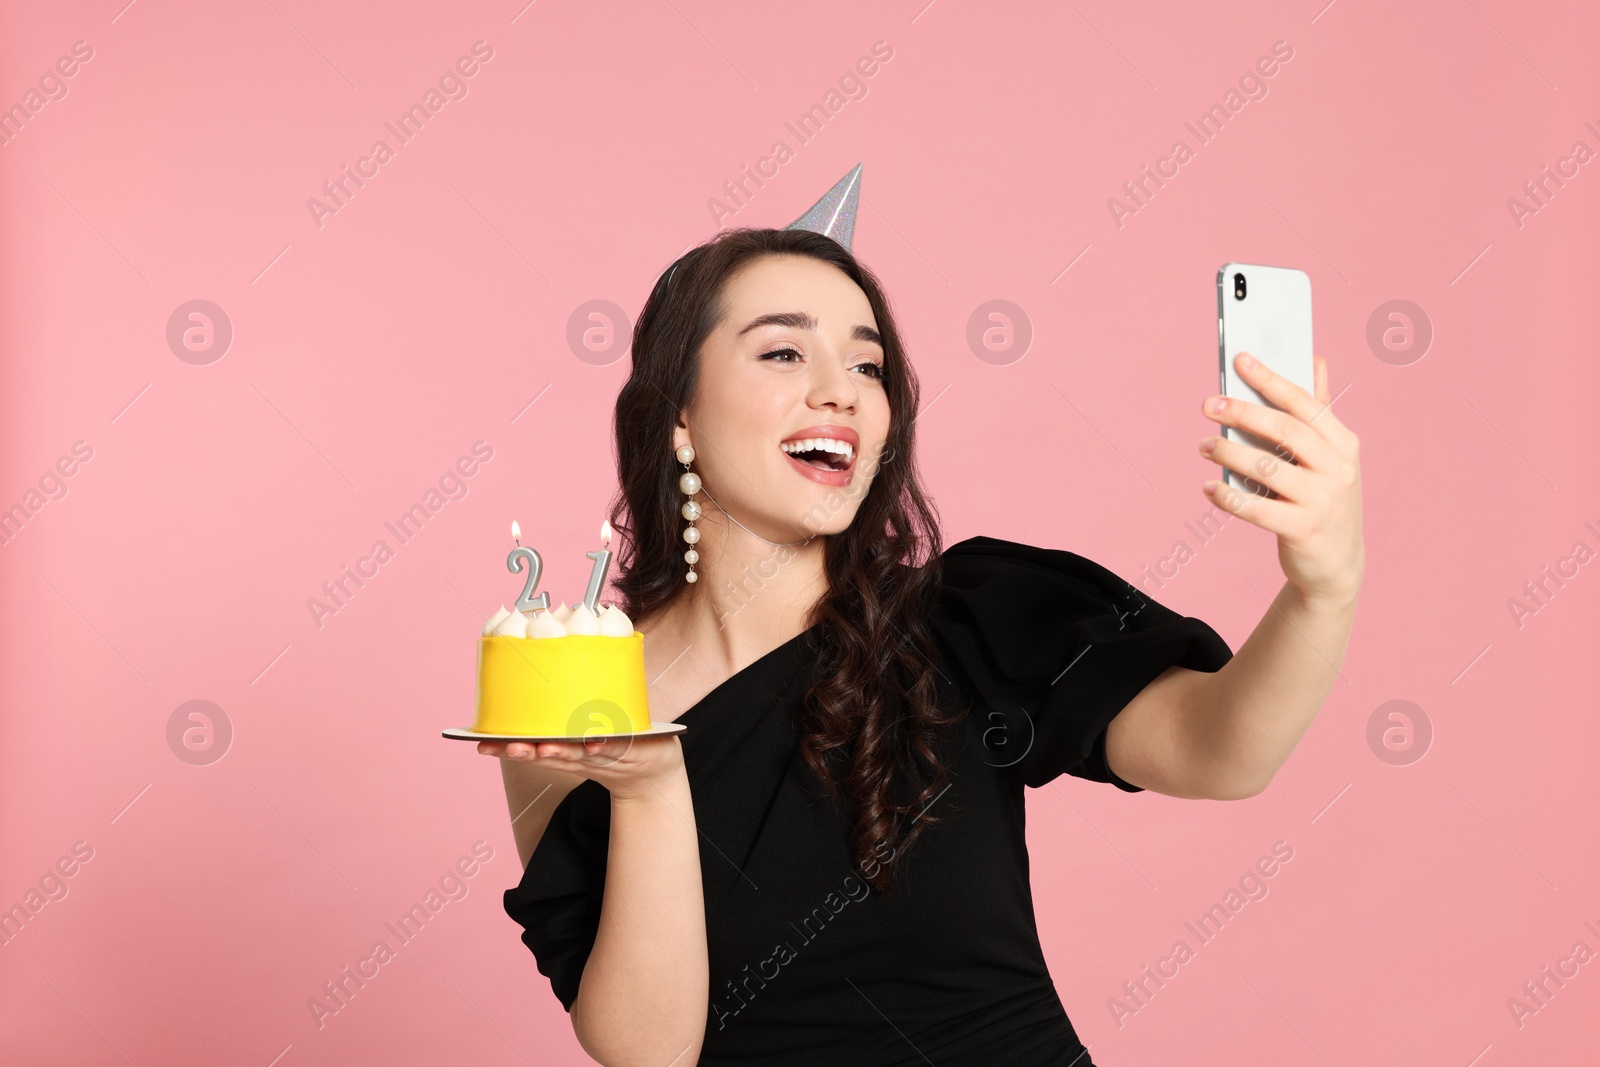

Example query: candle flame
[511,519,521,540]
[600,519,613,546]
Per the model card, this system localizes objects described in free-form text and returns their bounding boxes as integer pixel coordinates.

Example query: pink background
[3,1,1597,1064]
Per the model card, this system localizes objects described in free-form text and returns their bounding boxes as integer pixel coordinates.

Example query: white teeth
[780,437,855,462]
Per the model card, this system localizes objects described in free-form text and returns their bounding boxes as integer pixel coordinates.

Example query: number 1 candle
[582,520,613,616]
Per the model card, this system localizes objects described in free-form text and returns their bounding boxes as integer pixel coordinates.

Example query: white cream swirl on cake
[481,601,634,638]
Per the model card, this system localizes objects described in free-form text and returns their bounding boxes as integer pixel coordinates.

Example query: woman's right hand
[476,733,686,800]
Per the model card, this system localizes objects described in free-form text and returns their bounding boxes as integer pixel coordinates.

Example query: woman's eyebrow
[737,311,882,346]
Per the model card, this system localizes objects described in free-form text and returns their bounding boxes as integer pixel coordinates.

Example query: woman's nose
[808,352,858,410]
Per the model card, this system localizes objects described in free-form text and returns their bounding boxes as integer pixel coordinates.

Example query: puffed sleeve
[501,779,611,1012]
[931,535,1234,792]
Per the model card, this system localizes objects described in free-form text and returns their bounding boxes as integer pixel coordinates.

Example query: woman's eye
[759,349,885,381]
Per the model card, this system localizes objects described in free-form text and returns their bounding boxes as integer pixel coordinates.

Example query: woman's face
[675,254,892,541]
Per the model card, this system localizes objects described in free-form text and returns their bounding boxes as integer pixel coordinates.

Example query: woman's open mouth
[780,434,857,487]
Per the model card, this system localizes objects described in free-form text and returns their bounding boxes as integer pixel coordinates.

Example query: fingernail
[1206,397,1226,416]
[1238,353,1257,370]
[1198,436,1216,453]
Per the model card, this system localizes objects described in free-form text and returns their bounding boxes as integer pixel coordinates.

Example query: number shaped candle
[507,520,550,613]
[581,520,613,616]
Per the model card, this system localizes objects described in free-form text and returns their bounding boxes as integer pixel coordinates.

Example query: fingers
[1229,351,1319,420]
[526,739,609,762]
[1234,351,1350,444]
[1205,354,1342,472]
[1203,433,1313,503]
[476,739,585,760]
[1203,473,1297,533]
[534,740,592,759]
[476,736,627,770]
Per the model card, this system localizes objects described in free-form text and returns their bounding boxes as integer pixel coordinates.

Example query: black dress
[503,535,1234,1066]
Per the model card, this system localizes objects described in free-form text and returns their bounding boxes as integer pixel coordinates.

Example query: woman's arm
[1105,351,1364,800]
[497,757,583,869]
[572,767,708,1067]
[481,736,710,1063]
[1108,583,1357,799]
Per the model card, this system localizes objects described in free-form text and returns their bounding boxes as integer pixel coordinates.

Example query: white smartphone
[1216,262,1315,497]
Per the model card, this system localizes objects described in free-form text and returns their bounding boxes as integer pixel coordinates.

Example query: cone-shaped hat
[783,162,863,252]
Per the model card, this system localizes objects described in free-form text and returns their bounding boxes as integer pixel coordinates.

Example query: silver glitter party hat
[784,162,863,251]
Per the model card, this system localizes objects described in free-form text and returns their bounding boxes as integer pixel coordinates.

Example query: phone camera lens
[1233,273,1247,300]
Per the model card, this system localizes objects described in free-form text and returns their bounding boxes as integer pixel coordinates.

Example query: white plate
[441,722,688,742]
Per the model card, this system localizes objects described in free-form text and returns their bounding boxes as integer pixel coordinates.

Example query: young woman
[477,226,1363,1066]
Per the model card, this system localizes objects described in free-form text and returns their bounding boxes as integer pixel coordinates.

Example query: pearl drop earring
[676,444,702,584]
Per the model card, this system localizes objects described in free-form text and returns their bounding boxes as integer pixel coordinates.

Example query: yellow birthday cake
[473,602,652,737]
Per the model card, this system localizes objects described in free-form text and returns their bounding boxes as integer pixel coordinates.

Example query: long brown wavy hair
[605,227,958,894]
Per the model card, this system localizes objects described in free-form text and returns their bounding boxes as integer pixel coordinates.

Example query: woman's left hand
[1199,352,1364,607]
